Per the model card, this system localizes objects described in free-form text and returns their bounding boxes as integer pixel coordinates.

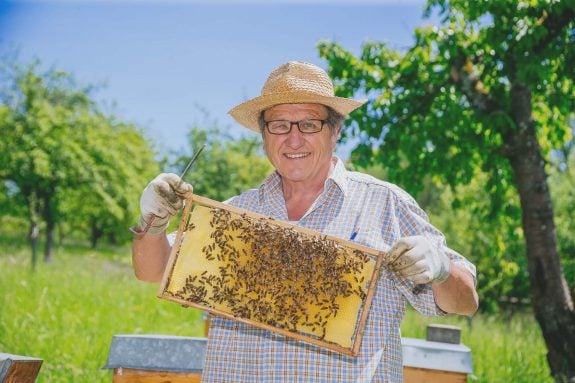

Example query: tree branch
[449,57,502,115]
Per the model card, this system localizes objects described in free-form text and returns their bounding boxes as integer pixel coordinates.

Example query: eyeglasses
[264,119,326,135]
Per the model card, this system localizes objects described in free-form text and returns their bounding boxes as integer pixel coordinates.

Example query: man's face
[263,103,338,185]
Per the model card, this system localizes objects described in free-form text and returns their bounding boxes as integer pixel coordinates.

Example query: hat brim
[229,91,367,133]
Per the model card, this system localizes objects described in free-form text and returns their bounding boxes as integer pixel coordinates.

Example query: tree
[318,1,574,380]
[62,121,160,248]
[0,59,159,264]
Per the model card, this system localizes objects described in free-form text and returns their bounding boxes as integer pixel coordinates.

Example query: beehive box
[104,329,473,383]
[105,335,206,383]
[158,195,385,356]
[402,337,473,383]
[0,353,43,383]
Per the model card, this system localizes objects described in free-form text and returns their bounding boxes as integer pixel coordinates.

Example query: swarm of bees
[167,206,374,343]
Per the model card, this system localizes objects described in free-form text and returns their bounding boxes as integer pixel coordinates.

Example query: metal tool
[140,144,206,235]
[176,143,206,187]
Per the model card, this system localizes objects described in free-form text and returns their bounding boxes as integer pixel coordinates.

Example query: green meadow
[0,236,550,382]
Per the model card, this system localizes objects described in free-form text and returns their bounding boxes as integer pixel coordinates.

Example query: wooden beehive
[0,353,43,383]
[158,195,385,356]
[402,324,472,382]
[105,335,206,383]
[105,327,473,383]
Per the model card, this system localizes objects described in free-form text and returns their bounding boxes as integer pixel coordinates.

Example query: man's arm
[389,235,479,316]
[432,261,478,316]
[131,173,193,283]
[132,233,171,283]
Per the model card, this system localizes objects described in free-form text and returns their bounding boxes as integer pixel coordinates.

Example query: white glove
[388,235,451,284]
[138,173,193,235]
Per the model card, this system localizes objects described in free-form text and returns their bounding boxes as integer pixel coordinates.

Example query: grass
[0,234,552,382]
[401,309,551,382]
[0,235,204,383]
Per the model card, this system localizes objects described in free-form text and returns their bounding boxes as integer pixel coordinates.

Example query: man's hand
[388,236,451,284]
[138,173,193,235]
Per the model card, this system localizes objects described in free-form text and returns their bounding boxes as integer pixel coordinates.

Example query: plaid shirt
[200,157,476,383]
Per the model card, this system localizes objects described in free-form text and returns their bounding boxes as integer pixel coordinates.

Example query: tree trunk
[58,222,65,248]
[28,220,40,272]
[107,232,117,246]
[90,221,103,249]
[26,191,41,271]
[44,216,55,262]
[504,82,575,382]
[42,192,55,262]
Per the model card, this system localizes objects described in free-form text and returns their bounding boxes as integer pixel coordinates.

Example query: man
[132,61,478,382]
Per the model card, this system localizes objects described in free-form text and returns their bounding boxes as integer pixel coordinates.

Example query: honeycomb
[159,197,382,355]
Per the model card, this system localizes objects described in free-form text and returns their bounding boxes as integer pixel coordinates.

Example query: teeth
[286,153,308,159]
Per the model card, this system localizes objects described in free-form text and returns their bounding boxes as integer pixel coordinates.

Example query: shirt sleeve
[392,191,476,316]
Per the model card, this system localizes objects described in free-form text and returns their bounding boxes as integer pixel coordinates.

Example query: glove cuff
[432,257,451,285]
[138,215,169,235]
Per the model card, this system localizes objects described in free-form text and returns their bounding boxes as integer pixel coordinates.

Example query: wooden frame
[112,368,202,383]
[158,195,384,356]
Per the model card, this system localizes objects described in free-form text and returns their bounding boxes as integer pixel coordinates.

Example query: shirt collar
[327,156,349,197]
[260,169,282,196]
[258,170,287,219]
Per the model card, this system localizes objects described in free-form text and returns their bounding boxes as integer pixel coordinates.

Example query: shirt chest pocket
[350,229,390,253]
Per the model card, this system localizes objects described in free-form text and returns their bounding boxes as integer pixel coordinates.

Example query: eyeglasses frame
[264,119,327,135]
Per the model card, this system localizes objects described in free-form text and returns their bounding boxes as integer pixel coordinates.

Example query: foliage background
[1,0,574,380]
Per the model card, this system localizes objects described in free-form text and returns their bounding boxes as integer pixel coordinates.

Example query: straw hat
[229,61,366,133]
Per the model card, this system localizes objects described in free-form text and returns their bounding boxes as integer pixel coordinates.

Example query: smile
[285,153,310,159]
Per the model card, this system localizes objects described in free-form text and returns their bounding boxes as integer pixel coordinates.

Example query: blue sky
[0,0,431,156]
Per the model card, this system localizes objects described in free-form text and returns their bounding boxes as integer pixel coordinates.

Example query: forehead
[264,103,328,119]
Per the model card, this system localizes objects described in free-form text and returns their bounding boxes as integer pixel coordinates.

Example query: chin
[278,168,308,181]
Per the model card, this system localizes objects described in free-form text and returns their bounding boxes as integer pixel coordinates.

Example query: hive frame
[158,195,384,356]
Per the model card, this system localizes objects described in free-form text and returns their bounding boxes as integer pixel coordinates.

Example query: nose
[284,123,304,148]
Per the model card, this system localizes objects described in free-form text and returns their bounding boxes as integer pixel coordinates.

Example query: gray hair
[258,106,345,137]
